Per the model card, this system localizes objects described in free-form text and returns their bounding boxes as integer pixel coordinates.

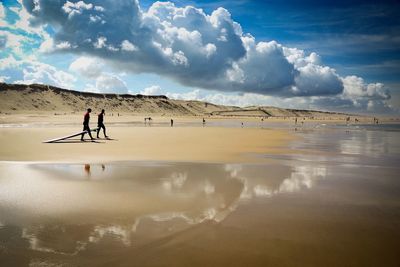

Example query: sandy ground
[1,112,400,266]
[0,115,295,163]
[2,112,396,163]
[0,126,294,163]
[1,128,400,266]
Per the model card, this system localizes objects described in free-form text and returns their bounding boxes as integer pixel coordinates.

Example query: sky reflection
[0,159,327,255]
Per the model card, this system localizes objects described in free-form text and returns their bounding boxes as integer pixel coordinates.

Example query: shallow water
[1,127,400,266]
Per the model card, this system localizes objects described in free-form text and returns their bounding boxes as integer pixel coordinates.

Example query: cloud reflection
[0,161,327,255]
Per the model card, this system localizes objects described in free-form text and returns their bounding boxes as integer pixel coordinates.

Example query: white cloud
[69,56,104,78]
[225,39,295,94]
[0,76,10,83]
[38,37,54,53]
[11,3,48,38]
[94,6,105,12]
[32,0,40,12]
[342,75,389,100]
[89,14,103,23]
[0,55,21,70]
[293,64,343,96]
[284,48,322,68]
[0,30,33,56]
[12,60,76,88]
[94,36,107,49]
[69,55,129,94]
[140,85,162,95]
[121,40,138,52]
[55,41,72,49]
[95,74,128,94]
[166,86,393,114]
[62,0,93,19]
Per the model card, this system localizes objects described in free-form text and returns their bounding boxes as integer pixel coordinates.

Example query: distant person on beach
[144,117,152,125]
[97,109,108,138]
[171,119,174,127]
[81,108,94,141]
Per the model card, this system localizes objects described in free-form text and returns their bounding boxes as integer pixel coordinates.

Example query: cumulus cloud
[0,55,22,70]
[121,40,138,52]
[69,56,128,94]
[140,85,162,95]
[12,60,76,88]
[95,73,128,94]
[342,75,390,100]
[0,0,391,112]
[62,0,94,19]
[69,56,104,78]
[293,64,343,96]
[167,86,394,114]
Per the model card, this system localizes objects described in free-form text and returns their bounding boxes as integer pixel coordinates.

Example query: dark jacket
[83,112,90,126]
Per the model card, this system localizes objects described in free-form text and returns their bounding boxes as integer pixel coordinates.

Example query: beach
[0,115,294,163]
[2,0,400,265]
[1,114,400,266]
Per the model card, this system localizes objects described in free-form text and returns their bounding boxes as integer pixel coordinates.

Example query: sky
[0,0,399,114]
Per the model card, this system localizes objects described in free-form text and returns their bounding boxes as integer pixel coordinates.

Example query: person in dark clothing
[81,108,94,141]
[97,109,108,138]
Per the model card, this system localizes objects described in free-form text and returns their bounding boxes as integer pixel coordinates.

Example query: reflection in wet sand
[0,161,321,257]
[84,164,91,178]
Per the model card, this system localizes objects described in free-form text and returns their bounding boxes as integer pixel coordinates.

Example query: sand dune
[0,83,232,116]
[1,83,355,118]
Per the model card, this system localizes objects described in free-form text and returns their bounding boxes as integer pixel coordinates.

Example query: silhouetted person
[81,108,94,141]
[171,119,174,127]
[97,109,108,138]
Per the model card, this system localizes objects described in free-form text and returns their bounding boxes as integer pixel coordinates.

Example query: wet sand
[1,120,400,266]
[0,126,293,163]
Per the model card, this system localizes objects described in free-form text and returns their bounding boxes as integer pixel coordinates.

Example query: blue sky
[0,0,399,114]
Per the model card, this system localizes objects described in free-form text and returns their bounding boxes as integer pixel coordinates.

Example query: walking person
[81,108,94,141]
[97,109,108,138]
